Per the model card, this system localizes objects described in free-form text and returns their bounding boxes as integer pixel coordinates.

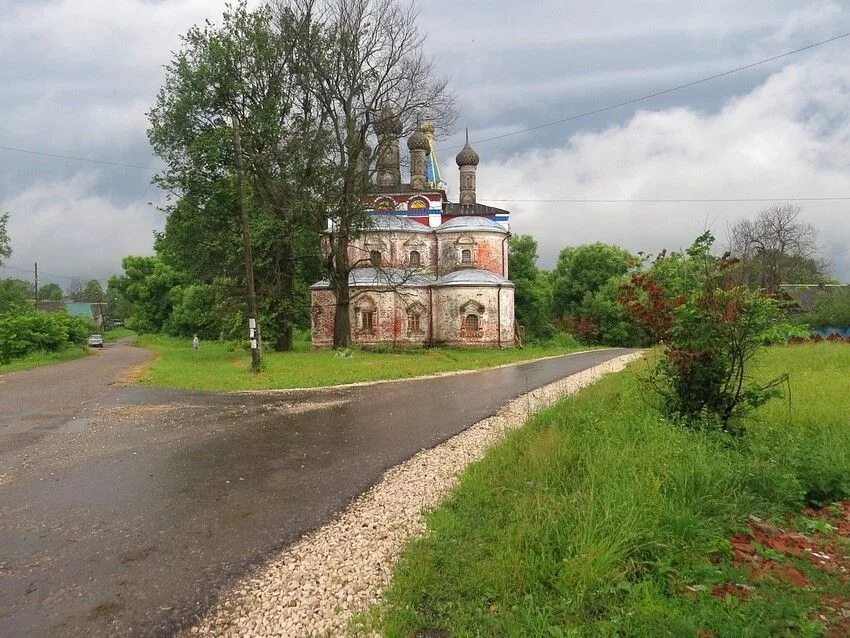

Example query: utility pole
[34,262,38,306]
[231,114,263,372]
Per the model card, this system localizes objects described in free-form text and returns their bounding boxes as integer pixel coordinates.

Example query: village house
[310,121,516,348]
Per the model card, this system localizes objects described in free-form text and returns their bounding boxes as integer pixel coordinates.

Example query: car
[87,334,104,348]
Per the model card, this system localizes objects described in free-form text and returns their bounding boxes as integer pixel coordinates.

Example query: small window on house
[370,250,382,267]
[464,313,479,333]
[409,250,421,267]
[461,249,472,264]
[407,312,421,333]
[361,310,375,331]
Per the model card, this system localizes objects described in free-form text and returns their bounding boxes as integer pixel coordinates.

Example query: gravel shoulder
[192,352,643,637]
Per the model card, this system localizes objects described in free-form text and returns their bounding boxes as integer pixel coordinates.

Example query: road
[0,346,633,636]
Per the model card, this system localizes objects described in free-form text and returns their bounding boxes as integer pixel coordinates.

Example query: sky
[1,0,850,286]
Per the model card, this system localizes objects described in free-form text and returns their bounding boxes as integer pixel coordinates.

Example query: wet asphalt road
[0,346,632,637]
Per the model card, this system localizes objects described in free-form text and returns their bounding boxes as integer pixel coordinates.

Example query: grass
[134,333,589,392]
[0,346,91,375]
[103,327,135,342]
[375,343,850,637]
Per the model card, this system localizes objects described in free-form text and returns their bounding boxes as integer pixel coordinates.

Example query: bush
[0,311,93,363]
[620,233,785,434]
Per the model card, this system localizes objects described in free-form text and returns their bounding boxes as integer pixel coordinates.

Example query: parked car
[87,334,104,348]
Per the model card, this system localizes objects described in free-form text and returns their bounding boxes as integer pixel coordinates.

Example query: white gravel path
[190,352,641,637]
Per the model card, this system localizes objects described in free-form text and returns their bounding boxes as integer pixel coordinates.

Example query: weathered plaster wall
[436,232,507,277]
[347,232,436,270]
[311,285,515,348]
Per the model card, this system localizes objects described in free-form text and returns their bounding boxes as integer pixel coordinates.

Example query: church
[310,120,516,348]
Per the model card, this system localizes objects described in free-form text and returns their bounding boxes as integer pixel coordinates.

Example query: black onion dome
[455,142,480,167]
[407,129,430,151]
[373,106,402,136]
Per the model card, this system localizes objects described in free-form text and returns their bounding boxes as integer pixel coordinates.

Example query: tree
[80,280,104,302]
[0,212,10,266]
[149,0,327,352]
[0,278,30,314]
[551,243,639,318]
[108,256,184,333]
[290,0,455,347]
[508,235,553,340]
[727,204,828,293]
[39,283,64,301]
[67,277,85,302]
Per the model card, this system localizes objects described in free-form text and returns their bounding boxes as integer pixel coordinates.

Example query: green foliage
[797,288,850,329]
[509,235,554,340]
[0,212,10,266]
[551,243,639,318]
[0,310,92,364]
[108,256,184,334]
[38,282,63,301]
[381,345,850,636]
[80,280,104,302]
[760,322,811,345]
[622,233,785,433]
[0,278,30,314]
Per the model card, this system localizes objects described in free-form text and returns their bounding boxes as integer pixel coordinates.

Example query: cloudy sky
[2,0,850,286]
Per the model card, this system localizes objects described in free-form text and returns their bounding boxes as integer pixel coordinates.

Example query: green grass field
[135,333,588,391]
[376,343,850,637]
[103,327,135,342]
[0,346,91,375]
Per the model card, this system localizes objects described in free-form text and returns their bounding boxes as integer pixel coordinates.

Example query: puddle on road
[59,417,92,433]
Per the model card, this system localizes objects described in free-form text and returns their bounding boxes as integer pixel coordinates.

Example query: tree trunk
[332,234,351,349]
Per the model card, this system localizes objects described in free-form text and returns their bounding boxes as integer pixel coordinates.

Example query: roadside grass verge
[103,327,135,342]
[134,333,589,391]
[378,343,850,637]
[0,346,90,375]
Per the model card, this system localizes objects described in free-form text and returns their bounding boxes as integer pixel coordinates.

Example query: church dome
[435,216,508,234]
[407,129,430,151]
[374,106,402,136]
[455,142,479,167]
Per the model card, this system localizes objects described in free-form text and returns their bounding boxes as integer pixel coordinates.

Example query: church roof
[436,269,514,287]
[367,214,432,233]
[435,215,509,234]
[310,267,434,290]
[443,202,510,218]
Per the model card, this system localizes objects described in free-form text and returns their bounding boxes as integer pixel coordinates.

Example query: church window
[409,250,421,267]
[464,314,479,334]
[407,312,421,333]
[370,250,382,267]
[461,249,472,264]
[361,310,375,331]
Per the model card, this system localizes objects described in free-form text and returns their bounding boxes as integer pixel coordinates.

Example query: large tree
[288,0,455,347]
[39,283,64,301]
[508,235,553,340]
[727,204,829,293]
[0,278,29,314]
[149,0,327,351]
[551,243,639,318]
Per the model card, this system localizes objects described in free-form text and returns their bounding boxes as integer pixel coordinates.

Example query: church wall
[347,232,436,270]
[433,285,515,347]
[436,232,508,277]
[310,287,431,347]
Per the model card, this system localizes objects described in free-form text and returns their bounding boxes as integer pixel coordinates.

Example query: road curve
[0,347,634,637]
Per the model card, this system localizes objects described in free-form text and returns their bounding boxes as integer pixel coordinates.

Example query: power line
[439,31,850,151]
[480,196,850,203]
[0,263,106,281]
[0,145,157,171]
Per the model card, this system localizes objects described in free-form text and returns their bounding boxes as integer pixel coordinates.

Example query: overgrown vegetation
[0,310,93,364]
[378,344,850,637]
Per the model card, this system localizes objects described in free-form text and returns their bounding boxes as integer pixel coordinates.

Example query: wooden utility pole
[33,262,39,305]
[231,115,263,372]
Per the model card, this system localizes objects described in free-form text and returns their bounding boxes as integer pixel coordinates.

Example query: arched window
[464,314,479,333]
[461,249,472,264]
[370,250,382,267]
[361,309,375,331]
[407,311,422,333]
[409,250,421,267]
